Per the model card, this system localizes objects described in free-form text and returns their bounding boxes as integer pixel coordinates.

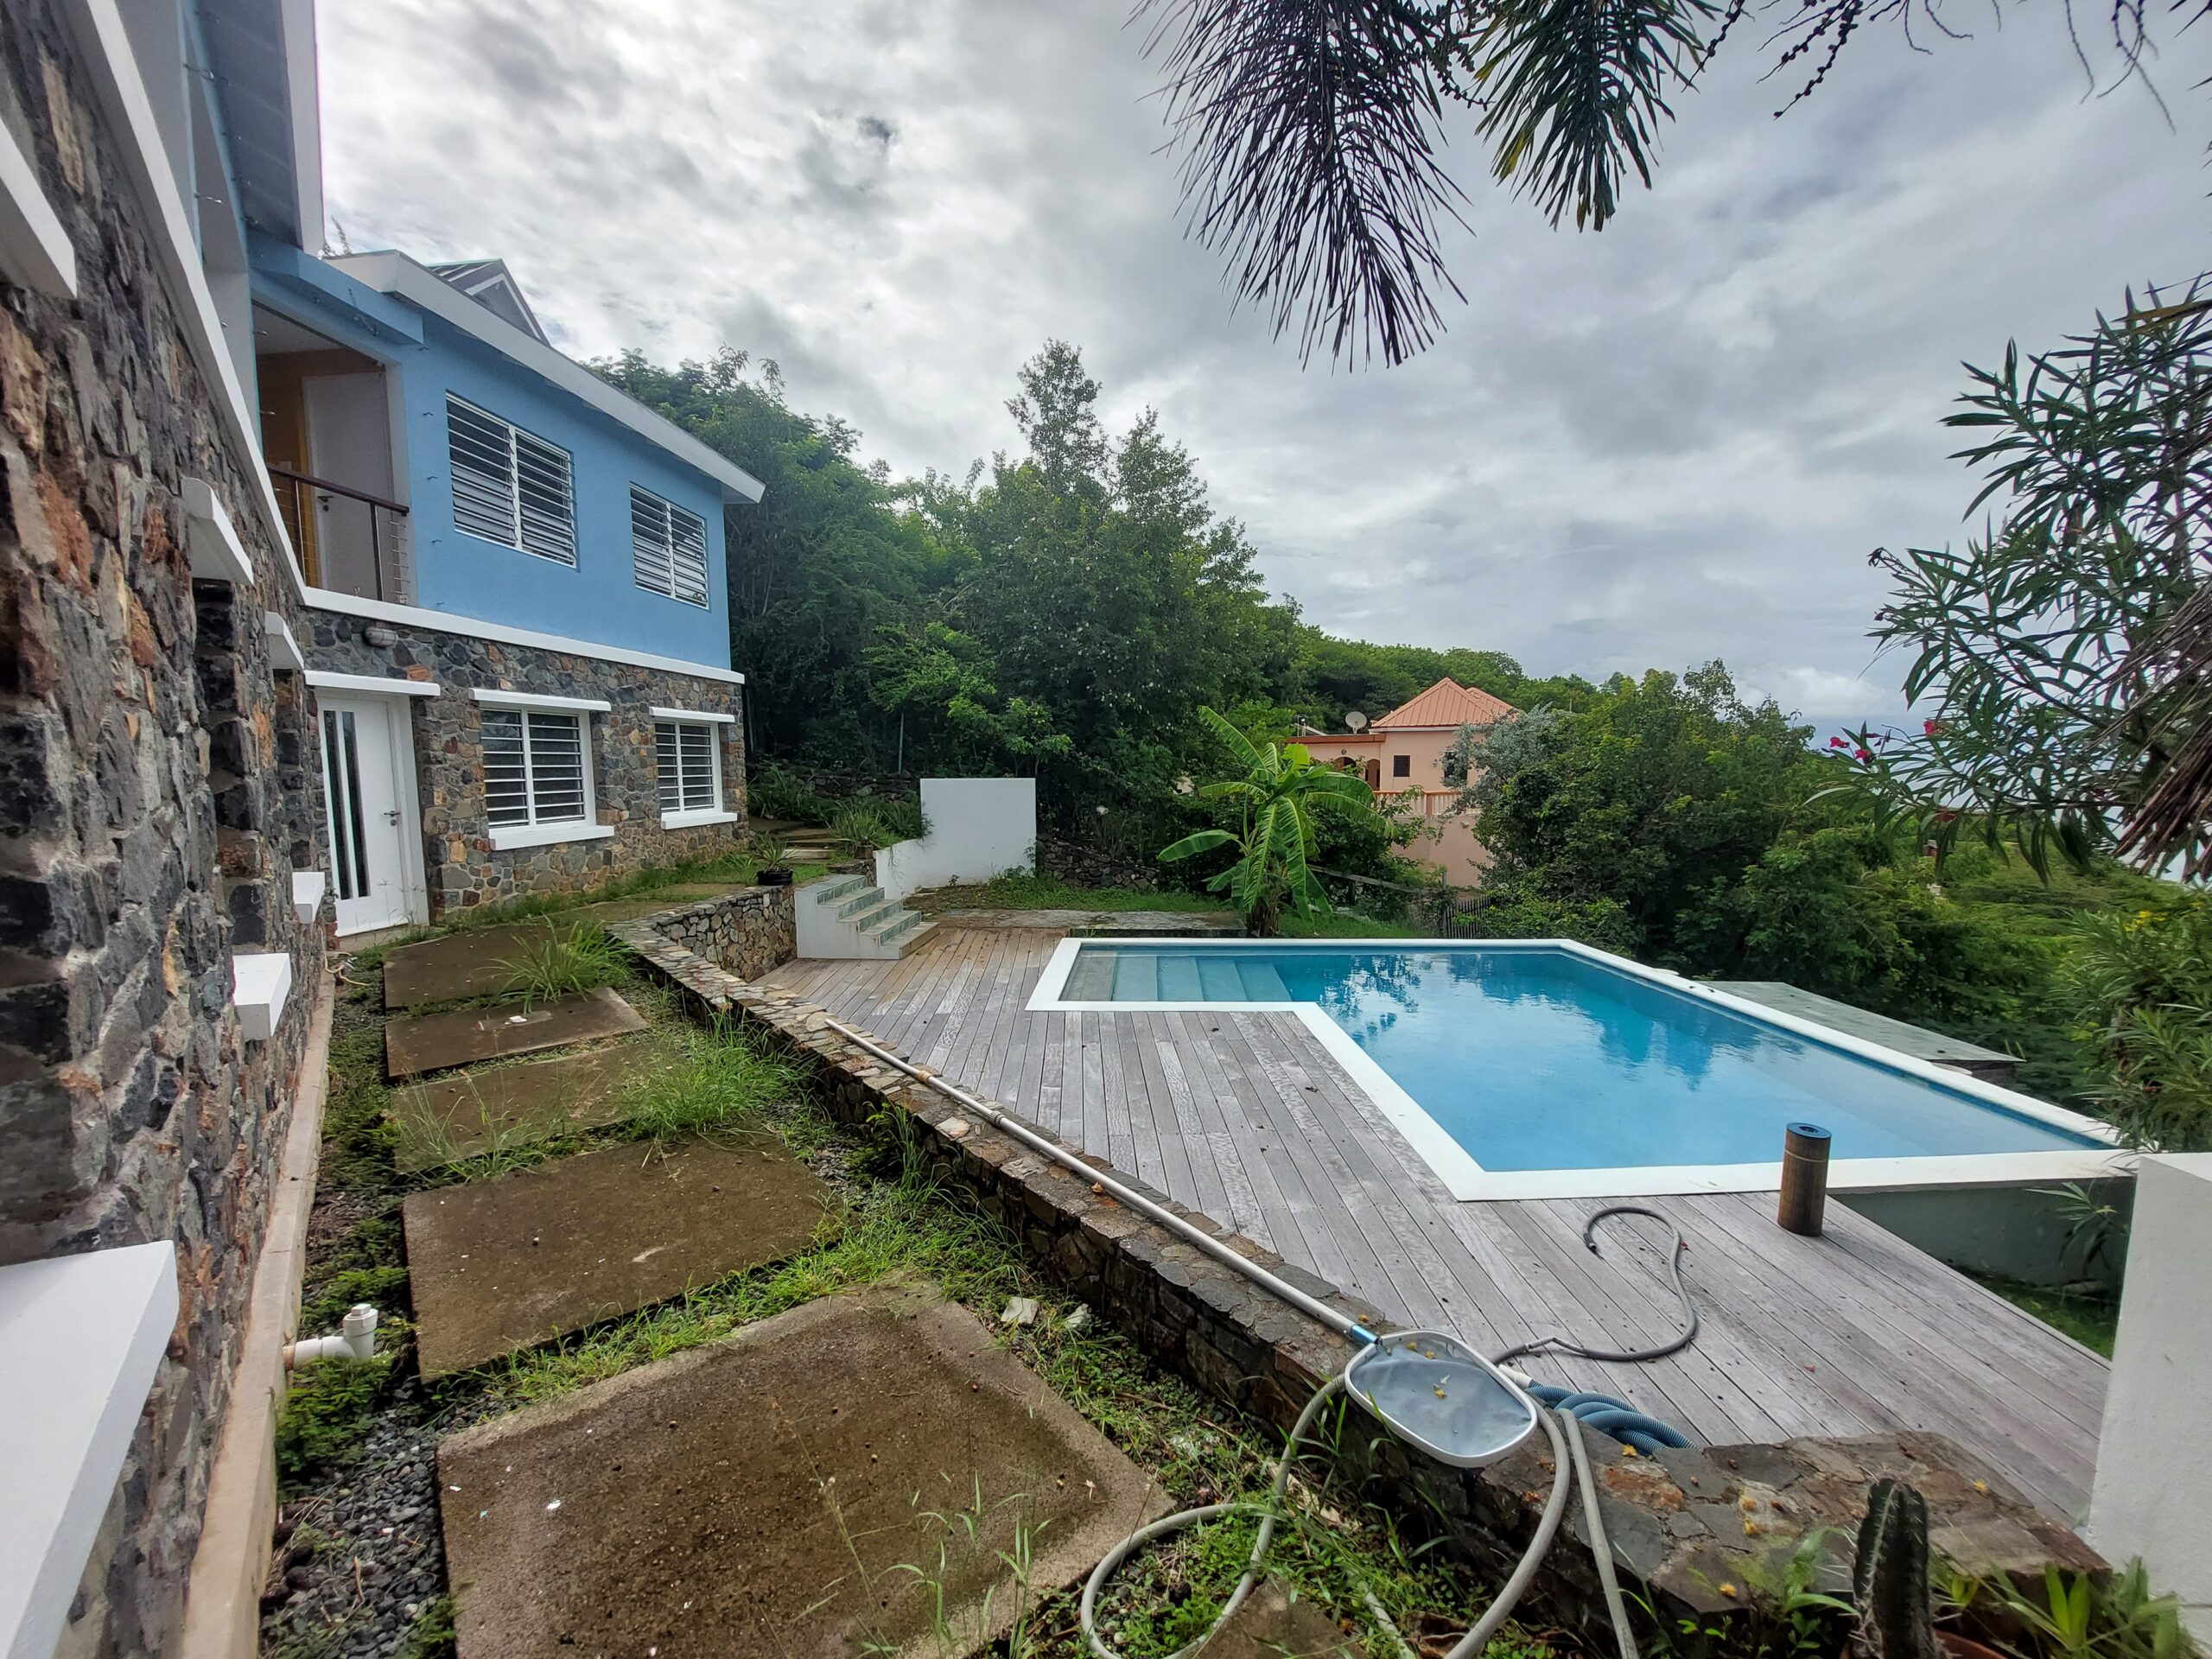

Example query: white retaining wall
[2088,1152,2212,1640]
[874,778,1037,901]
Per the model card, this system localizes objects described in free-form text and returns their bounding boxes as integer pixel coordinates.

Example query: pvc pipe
[817,1014,1379,1344]
[285,1304,378,1368]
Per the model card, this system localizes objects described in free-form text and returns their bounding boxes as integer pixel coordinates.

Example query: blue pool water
[1060,944,2101,1172]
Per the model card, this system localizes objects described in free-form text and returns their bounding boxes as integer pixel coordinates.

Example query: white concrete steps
[795,876,938,960]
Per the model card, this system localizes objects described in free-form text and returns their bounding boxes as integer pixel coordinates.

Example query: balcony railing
[269,464,413,604]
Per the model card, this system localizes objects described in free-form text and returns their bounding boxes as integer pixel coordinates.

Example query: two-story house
[248,220,763,936]
[1302,677,1517,886]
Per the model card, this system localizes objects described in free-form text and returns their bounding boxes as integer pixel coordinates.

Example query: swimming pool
[1027,938,2125,1201]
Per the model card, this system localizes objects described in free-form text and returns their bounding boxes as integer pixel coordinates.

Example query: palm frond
[1138,0,1467,367]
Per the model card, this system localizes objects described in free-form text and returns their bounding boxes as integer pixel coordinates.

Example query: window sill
[488,822,616,852]
[659,809,738,830]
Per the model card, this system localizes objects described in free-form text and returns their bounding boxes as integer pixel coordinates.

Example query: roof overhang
[330,250,767,505]
[198,0,321,251]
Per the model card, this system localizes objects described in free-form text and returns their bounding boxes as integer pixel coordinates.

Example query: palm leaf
[1159,828,1237,862]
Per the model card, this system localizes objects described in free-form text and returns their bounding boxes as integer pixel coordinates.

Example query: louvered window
[480,708,589,827]
[630,485,709,607]
[448,396,576,564]
[655,721,720,814]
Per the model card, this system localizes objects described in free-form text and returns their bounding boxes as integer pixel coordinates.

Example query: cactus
[1853,1478,1940,1659]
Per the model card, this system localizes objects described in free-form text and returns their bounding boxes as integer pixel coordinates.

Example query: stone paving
[404,1135,831,1376]
[436,1281,1166,1659]
[387,1050,639,1173]
[383,987,645,1079]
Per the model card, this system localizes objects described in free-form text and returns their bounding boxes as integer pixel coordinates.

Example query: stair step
[872,909,924,944]
[808,874,868,905]
[849,901,901,934]
[836,887,888,920]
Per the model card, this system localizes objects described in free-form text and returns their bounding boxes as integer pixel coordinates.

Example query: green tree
[1850,281,2212,880]
[1446,663,1834,963]
[1160,708,1380,932]
[2057,899,2212,1148]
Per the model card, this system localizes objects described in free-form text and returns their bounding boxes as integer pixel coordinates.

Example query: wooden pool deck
[762,926,2107,1520]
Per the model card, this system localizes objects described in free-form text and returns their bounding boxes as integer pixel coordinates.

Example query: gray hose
[1491,1205,1698,1368]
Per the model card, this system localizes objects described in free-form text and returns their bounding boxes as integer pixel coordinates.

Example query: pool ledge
[1025,936,2133,1204]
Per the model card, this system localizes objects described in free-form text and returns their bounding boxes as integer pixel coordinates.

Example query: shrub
[497,920,631,1007]
[748,761,836,825]
[2056,899,2212,1149]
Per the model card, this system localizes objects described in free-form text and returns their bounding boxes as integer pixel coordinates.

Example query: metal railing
[268,464,412,603]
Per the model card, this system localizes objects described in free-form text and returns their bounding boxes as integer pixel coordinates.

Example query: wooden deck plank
[755,931,2103,1519]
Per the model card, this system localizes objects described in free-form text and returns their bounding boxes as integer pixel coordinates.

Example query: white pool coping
[1025,936,2133,1203]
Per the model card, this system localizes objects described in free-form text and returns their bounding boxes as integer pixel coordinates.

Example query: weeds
[393,1597,456,1659]
[616,1017,801,1145]
[276,1354,393,1488]
[495,919,631,1007]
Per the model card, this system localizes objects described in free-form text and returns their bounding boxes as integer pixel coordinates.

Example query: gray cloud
[316,0,2212,732]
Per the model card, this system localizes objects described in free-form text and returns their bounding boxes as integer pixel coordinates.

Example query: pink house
[1301,677,1518,887]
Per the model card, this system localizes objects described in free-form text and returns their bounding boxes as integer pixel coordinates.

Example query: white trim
[468,687,610,714]
[302,588,744,685]
[0,118,77,297]
[648,705,737,725]
[305,670,441,698]
[289,869,326,922]
[0,1243,177,1659]
[331,251,767,504]
[183,479,254,586]
[487,821,615,852]
[263,611,305,672]
[1025,936,2131,1203]
[229,951,294,1042]
[55,0,307,599]
[659,808,738,830]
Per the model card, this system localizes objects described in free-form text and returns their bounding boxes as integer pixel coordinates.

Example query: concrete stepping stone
[436,1281,1166,1659]
[388,1049,638,1173]
[382,923,549,1009]
[384,987,645,1080]
[404,1135,829,1376]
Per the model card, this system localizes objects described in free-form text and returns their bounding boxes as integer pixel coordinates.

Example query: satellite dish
[1345,711,1369,732]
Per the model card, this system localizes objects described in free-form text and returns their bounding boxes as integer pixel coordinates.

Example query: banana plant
[1158,707,1377,935]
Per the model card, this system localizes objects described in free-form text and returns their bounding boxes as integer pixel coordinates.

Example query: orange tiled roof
[1374,677,1518,729]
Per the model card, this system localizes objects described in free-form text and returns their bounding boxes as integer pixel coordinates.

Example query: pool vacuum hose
[813,1017,1699,1659]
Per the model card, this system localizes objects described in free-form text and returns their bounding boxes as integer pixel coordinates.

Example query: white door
[319,696,416,935]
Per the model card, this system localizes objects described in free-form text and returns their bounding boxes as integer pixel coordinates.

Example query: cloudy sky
[316,1,2211,729]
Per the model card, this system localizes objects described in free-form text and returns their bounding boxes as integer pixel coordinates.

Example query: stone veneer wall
[620,920,2108,1648]
[0,3,329,1652]
[306,607,747,915]
[612,886,793,981]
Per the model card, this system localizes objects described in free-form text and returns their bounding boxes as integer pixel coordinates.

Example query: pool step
[1236,961,1292,1001]
[796,875,938,961]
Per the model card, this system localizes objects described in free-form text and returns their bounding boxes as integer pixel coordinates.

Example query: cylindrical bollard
[1778,1122,1832,1236]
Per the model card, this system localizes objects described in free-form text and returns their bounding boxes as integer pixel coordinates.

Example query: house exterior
[246,190,762,935]
[1301,677,1517,887]
[0,1,761,1652]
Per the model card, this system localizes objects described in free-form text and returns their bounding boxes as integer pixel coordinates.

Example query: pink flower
[1854,748,1872,762]
[1923,719,1942,736]
[1829,736,1847,749]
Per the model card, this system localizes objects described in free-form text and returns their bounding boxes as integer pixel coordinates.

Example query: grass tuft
[495,919,632,1007]
[616,1018,803,1145]
[276,1354,393,1489]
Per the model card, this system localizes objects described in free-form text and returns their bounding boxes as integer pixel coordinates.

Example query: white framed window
[654,719,734,827]
[479,702,612,849]
[630,485,710,607]
[447,395,576,564]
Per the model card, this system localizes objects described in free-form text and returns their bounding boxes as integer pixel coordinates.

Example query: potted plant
[750,830,793,887]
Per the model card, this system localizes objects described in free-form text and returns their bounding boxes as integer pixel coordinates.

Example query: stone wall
[306,607,747,915]
[620,921,2109,1650]
[0,3,329,1653]
[613,886,793,982]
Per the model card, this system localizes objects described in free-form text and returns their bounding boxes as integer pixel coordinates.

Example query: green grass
[925,873,1230,913]
[1970,1273,2120,1357]
[1278,908,1427,938]
[615,1018,804,1144]
[492,918,632,1007]
[276,1352,393,1488]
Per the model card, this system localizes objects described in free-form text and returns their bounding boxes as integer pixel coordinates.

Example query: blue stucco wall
[250,247,732,671]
